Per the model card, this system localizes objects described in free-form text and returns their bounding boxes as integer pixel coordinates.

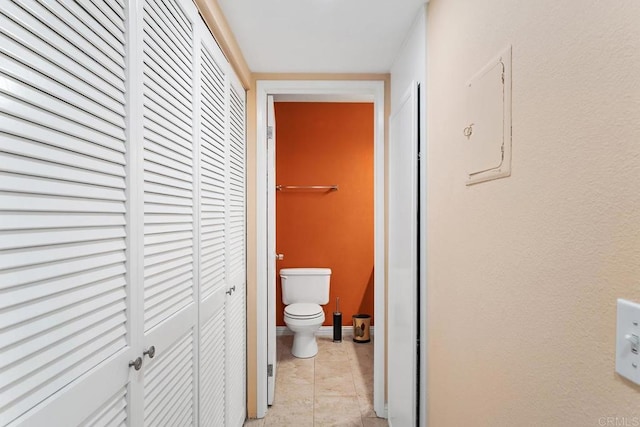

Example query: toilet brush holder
[333,297,342,342]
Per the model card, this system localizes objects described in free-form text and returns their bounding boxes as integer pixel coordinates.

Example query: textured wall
[426,0,640,425]
[275,102,375,326]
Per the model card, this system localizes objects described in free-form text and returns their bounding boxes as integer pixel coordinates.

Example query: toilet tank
[280,268,331,305]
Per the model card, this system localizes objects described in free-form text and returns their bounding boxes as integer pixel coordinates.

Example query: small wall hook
[463,123,474,140]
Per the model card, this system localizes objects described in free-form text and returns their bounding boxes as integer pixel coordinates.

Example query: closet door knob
[143,346,156,359]
[129,357,142,371]
[276,253,284,261]
[226,285,236,295]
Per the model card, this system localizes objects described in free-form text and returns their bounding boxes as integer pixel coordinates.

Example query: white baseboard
[276,325,375,338]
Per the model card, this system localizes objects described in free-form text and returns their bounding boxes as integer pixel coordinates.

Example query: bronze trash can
[352,314,371,343]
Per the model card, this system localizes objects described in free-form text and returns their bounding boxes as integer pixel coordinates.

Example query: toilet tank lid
[279,268,331,276]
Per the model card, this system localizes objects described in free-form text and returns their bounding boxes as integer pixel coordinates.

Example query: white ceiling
[216,0,426,74]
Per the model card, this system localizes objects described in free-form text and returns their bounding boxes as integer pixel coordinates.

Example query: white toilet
[280,268,331,358]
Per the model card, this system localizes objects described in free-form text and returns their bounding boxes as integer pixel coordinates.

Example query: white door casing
[387,82,419,426]
[255,80,386,418]
[266,95,277,405]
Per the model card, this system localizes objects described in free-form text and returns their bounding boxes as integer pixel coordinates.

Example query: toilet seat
[283,303,325,358]
[284,303,323,319]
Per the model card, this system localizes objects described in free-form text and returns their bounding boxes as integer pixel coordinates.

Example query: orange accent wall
[275,102,374,326]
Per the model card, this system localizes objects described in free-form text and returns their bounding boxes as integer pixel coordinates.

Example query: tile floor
[244,335,388,427]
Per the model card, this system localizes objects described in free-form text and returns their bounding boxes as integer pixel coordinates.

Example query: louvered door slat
[2,2,125,94]
[0,193,124,215]
[140,1,197,424]
[57,1,125,52]
[0,0,129,423]
[3,154,124,189]
[75,0,125,35]
[143,119,192,155]
[144,138,192,166]
[0,96,124,149]
[228,86,246,288]
[142,16,191,92]
[162,0,192,44]
[143,72,192,118]
[0,264,124,311]
[143,331,194,426]
[16,0,125,76]
[225,81,246,427]
[142,52,191,109]
[0,138,123,176]
[0,213,124,231]
[0,173,124,201]
[200,43,227,300]
[0,296,124,360]
[0,73,125,140]
[0,55,124,128]
[144,104,193,145]
[226,284,246,427]
[0,34,124,116]
[0,314,126,391]
[80,387,128,427]
[143,75,192,127]
[0,115,124,165]
[143,2,191,69]
[200,290,226,427]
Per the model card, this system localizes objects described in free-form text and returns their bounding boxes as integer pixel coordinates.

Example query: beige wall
[426,1,640,426]
[245,73,390,417]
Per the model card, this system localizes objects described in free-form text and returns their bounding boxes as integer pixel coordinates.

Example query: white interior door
[140,0,198,424]
[0,1,134,425]
[198,13,230,426]
[388,82,419,426]
[266,95,277,405]
[226,80,247,427]
[1,1,248,425]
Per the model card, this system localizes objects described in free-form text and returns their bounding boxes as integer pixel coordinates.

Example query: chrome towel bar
[276,185,339,191]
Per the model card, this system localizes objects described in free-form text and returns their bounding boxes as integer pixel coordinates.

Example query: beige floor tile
[264,401,314,427]
[356,392,376,418]
[316,337,351,362]
[361,417,389,427]
[314,395,363,426]
[273,381,314,406]
[265,335,376,426]
[277,357,314,383]
[315,362,357,397]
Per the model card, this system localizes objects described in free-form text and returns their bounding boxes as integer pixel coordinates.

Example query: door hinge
[267,126,273,140]
[267,364,273,377]
[418,152,423,161]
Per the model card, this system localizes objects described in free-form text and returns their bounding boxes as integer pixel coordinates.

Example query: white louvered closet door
[0,1,133,426]
[140,0,198,425]
[1,0,247,425]
[198,19,228,427]
[226,78,247,427]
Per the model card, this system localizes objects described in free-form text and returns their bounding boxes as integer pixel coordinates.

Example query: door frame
[255,80,386,418]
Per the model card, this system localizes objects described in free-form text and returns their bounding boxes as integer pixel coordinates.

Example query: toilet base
[290,331,319,358]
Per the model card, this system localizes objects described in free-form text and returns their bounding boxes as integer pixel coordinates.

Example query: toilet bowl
[280,268,331,358]
[284,303,325,358]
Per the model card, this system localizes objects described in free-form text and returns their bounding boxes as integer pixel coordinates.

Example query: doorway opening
[255,80,386,418]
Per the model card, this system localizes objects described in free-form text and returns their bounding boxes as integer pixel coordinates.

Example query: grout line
[312,345,316,426]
